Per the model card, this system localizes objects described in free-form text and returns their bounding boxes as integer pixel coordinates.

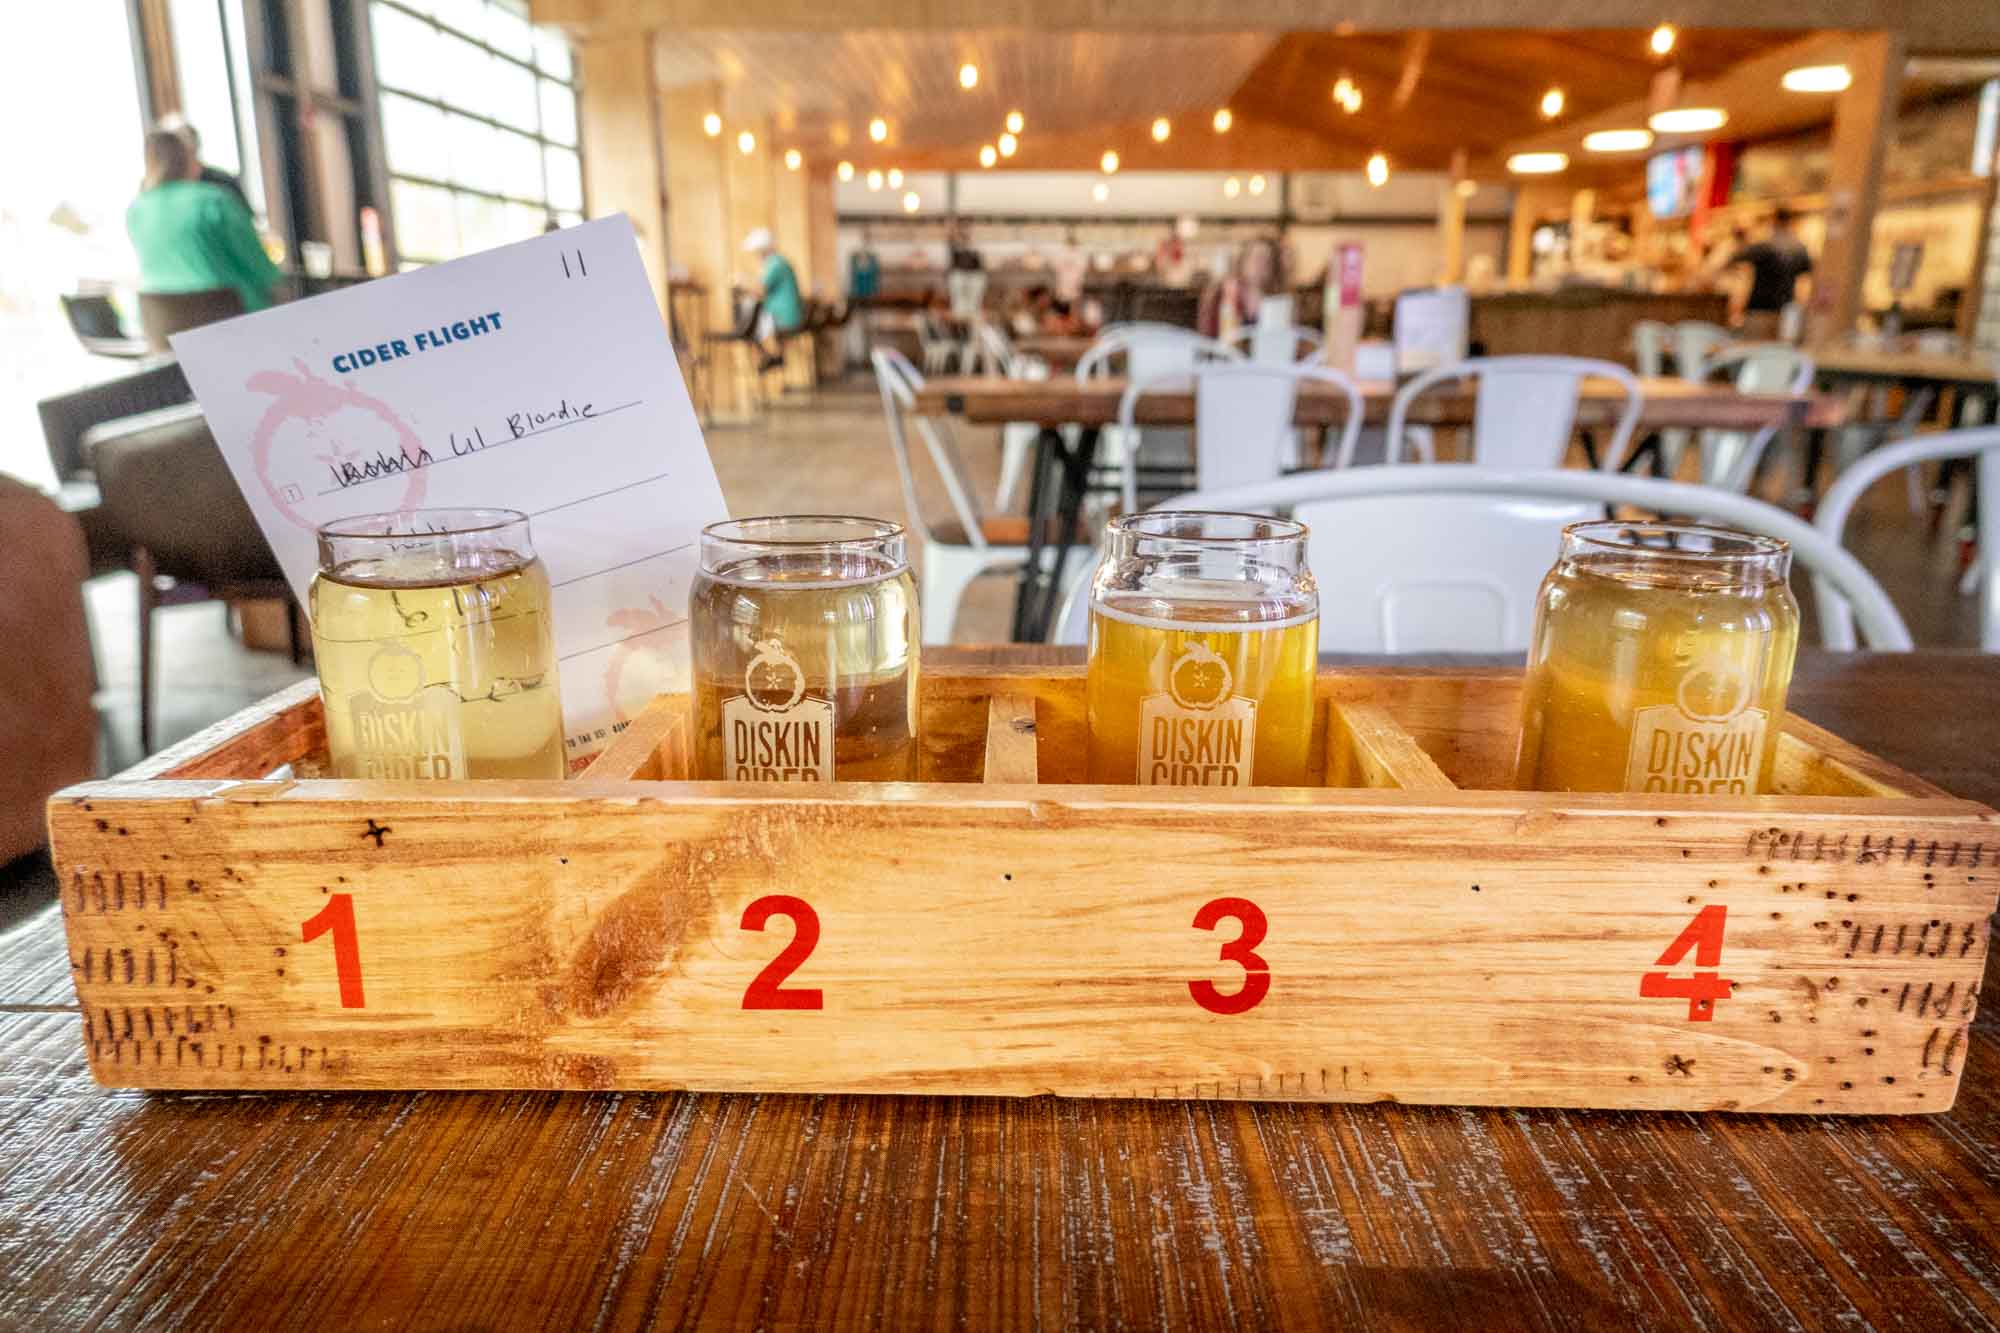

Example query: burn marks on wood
[66,869,170,914]
[1746,829,1990,870]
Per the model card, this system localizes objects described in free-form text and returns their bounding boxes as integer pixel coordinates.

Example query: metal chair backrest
[1152,468,1910,652]
[1673,321,1732,381]
[1116,363,1365,513]
[1379,355,1644,471]
[1074,328,1242,383]
[1228,322,1325,366]
[1697,343,1816,492]
[1815,426,2000,652]
[1631,320,1671,377]
[138,287,244,352]
[869,346,990,551]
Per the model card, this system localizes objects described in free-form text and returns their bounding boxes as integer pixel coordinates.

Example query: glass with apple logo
[689,515,919,782]
[1086,511,1319,787]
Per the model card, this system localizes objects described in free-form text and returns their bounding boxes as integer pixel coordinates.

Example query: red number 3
[741,895,823,1010]
[1190,896,1270,1014]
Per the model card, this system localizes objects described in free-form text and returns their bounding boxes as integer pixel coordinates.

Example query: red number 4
[1640,904,1732,1021]
[301,893,365,1008]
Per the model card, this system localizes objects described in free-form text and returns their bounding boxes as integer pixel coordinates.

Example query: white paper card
[170,215,728,770]
[1393,286,1470,374]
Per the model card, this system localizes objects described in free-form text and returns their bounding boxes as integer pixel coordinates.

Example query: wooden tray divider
[1326,701,1459,792]
[982,694,1041,784]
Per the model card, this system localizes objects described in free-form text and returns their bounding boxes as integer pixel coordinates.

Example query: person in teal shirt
[127,128,284,314]
[743,227,803,371]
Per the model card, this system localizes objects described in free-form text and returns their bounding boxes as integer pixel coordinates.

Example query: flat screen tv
[1646,146,1703,219]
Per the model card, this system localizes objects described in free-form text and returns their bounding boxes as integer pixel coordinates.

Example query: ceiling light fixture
[1366,152,1389,187]
[1152,117,1171,143]
[998,132,1018,158]
[1100,149,1120,173]
[783,148,802,170]
[1583,127,1655,152]
[866,169,884,191]
[1540,87,1566,118]
[1223,176,1242,198]
[1650,23,1677,57]
[1213,108,1233,133]
[1455,178,1479,198]
[736,130,756,154]
[868,117,889,143]
[1782,63,1853,93]
[1092,182,1109,202]
[903,190,921,213]
[1507,151,1569,174]
[887,167,904,188]
[1333,76,1362,114]
[979,144,997,168]
[837,160,854,181]
[702,112,722,137]
[1248,173,1267,196]
[1648,106,1728,134]
[1005,110,1024,134]
[958,63,978,89]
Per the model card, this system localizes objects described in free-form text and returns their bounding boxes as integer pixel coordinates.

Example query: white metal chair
[1077,328,1242,502]
[871,347,1093,643]
[1673,321,1733,382]
[1050,467,1910,651]
[1631,320,1672,378]
[1227,322,1324,366]
[972,319,1049,512]
[1696,343,1815,494]
[914,311,958,376]
[1815,426,2000,652]
[1378,356,1644,471]
[1115,363,1365,513]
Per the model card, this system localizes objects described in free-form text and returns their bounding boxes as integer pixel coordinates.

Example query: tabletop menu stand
[48,667,1997,1113]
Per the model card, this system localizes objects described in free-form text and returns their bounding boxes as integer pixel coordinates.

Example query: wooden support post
[576,36,670,314]
[1813,30,1905,343]
[1438,181,1467,285]
[661,81,747,420]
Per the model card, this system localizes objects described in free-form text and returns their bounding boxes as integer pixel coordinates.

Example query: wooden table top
[1813,347,2000,387]
[915,374,1851,433]
[5,646,1999,1329]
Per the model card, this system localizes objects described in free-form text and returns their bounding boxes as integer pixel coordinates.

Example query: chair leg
[134,547,158,756]
[997,425,1035,512]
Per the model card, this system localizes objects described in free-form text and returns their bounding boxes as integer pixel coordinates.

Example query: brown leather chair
[137,287,244,352]
[0,478,95,861]
[88,405,300,753]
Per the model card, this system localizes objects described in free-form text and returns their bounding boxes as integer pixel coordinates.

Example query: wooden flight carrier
[47,666,1997,1113]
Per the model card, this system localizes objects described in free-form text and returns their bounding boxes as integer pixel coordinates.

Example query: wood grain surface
[911,374,1852,432]
[6,647,2000,1330]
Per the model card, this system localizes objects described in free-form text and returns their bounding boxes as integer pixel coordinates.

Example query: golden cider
[689,517,919,783]
[310,553,564,780]
[1514,523,1800,795]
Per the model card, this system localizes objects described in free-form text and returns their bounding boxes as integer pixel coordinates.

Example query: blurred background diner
[4,3,2000,898]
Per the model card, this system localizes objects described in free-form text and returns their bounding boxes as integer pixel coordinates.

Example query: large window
[369,0,582,265]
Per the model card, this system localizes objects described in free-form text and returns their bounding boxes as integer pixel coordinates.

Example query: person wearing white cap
[743,227,803,371]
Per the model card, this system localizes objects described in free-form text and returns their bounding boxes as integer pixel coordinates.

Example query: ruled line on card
[530,472,676,519]
[560,617,689,662]
[552,542,693,589]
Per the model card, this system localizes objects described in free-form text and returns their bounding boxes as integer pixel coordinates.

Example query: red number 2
[300,893,365,1008]
[1640,904,1733,1021]
[741,895,823,1010]
[1190,897,1270,1015]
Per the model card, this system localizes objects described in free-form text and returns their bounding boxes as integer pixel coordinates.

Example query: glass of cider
[310,508,564,780]
[1515,521,1801,795]
[690,516,919,783]
[1087,511,1319,787]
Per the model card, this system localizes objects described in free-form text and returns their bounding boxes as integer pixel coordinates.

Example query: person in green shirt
[126,128,284,315]
[743,227,803,371]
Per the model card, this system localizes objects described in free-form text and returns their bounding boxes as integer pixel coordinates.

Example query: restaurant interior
[9,2,2000,1324]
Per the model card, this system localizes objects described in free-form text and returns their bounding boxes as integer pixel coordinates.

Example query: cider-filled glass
[1514,521,1801,795]
[310,508,564,780]
[1087,511,1319,787]
[690,516,919,782]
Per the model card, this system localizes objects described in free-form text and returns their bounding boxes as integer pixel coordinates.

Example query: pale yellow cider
[1515,558,1800,795]
[1087,598,1319,787]
[310,553,564,780]
[689,558,919,782]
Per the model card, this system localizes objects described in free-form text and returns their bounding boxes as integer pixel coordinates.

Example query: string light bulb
[1248,174,1267,196]
[1005,110,1024,134]
[1650,23,1676,56]
[836,160,854,181]
[736,130,756,154]
[1365,152,1389,187]
[903,190,921,213]
[998,132,1018,158]
[868,117,888,143]
[1213,107,1233,133]
[1100,149,1120,174]
[1092,182,1109,203]
[866,169,883,191]
[979,144,998,168]
[702,112,722,137]
[887,167,904,188]
[958,63,978,89]
[1223,176,1242,198]
[1540,87,1565,118]
[1333,76,1362,114]
[784,148,802,170]
[1151,117,1171,142]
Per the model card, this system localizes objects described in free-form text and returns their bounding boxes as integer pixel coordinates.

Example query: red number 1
[301,893,365,1008]
[1640,904,1732,1021]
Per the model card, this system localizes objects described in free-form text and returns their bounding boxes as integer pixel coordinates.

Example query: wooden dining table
[3,645,1998,1329]
[915,374,1852,640]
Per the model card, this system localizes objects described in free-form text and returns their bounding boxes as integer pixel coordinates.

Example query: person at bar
[126,127,284,313]
[156,112,250,215]
[1726,206,1813,339]
[743,227,803,372]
